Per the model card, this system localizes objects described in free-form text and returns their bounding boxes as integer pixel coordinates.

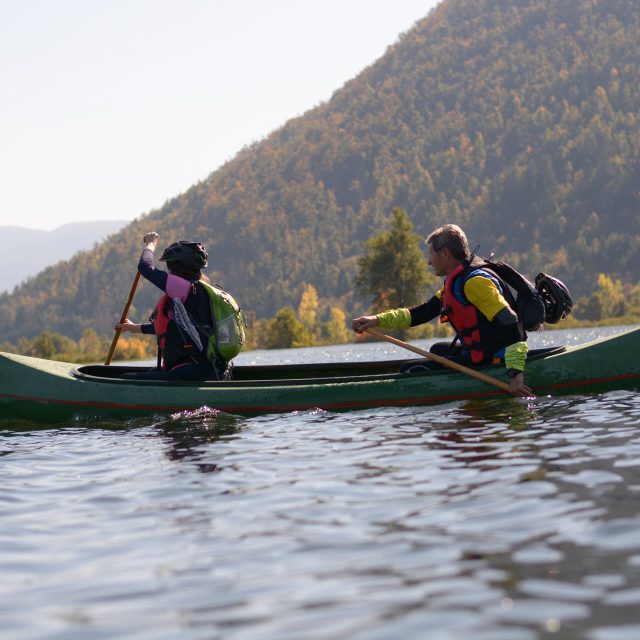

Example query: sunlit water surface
[2,326,640,640]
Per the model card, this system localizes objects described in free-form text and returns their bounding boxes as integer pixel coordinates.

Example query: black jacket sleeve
[138,248,168,291]
[408,295,442,326]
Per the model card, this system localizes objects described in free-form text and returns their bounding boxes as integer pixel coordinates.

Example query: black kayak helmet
[535,272,573,324]
[159,241,208,271]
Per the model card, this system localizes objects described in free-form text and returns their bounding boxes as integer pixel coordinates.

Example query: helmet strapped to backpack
[535,273,573,324]
[159,241,208,271]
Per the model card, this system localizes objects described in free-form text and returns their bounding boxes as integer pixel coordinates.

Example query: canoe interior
[72,346,566,386]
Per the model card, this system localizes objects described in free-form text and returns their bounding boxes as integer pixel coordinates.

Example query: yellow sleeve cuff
[504,341,528,371]
[376,308,412,330]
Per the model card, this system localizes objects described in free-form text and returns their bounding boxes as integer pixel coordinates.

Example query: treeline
[0,0,639,344]
[0,328,153,364]
[571,273,640,325]
[3,273,639,364]
[0,286,354,362]
[0,286,444,363]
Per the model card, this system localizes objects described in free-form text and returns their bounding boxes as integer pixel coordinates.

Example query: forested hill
[2,0,639,343]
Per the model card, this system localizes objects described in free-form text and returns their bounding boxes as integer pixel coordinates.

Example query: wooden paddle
[104,272,141,365]
[364,327,511,393]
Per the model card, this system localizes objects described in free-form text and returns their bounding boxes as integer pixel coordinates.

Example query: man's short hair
[426,224,470,261]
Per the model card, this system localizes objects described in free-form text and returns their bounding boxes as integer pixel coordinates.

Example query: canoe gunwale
[70,364,423,388]
[68,346,567,388]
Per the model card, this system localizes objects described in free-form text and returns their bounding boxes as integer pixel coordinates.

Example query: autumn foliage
[0,0,639,347]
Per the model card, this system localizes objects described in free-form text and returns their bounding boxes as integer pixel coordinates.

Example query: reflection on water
[154,407,243,473]
[1,326,640,640]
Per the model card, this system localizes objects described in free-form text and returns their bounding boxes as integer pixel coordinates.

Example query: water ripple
[2,328,640,639]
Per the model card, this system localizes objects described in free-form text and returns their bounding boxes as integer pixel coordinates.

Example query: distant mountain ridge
[1,0,639,343]
[0,221,127,294]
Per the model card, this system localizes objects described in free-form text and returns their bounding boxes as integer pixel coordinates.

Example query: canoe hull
[1,327,639,423]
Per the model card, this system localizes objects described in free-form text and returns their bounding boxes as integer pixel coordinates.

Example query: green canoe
[1,327,639,423]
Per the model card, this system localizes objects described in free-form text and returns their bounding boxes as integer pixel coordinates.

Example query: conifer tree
[355,208,434,313]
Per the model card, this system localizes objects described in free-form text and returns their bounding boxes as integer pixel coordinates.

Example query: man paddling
[352,223,533,397]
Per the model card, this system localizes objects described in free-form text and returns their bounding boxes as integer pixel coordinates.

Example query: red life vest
[442,263,486,364]
[151,290,207,371]
[151,283,222,371]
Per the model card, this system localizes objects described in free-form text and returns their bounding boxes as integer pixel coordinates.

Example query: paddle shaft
[364,327,511,393]
[104,271,141,365]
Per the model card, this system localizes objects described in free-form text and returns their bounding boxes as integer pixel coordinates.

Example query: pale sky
[1,0,440,230]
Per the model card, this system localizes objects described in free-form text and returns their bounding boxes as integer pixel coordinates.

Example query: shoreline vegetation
[1,282,638,364]
[1,214,638,364]
[1,213,637,363]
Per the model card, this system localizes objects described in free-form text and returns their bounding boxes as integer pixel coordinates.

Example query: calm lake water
[2,326,640,640]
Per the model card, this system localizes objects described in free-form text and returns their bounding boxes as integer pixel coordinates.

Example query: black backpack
[469,257,572,331]
[461,255,573,333]
[481,259,547,331]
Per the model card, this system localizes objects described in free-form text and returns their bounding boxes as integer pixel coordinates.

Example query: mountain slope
[0,221,127,294]
[1,0,639,343]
